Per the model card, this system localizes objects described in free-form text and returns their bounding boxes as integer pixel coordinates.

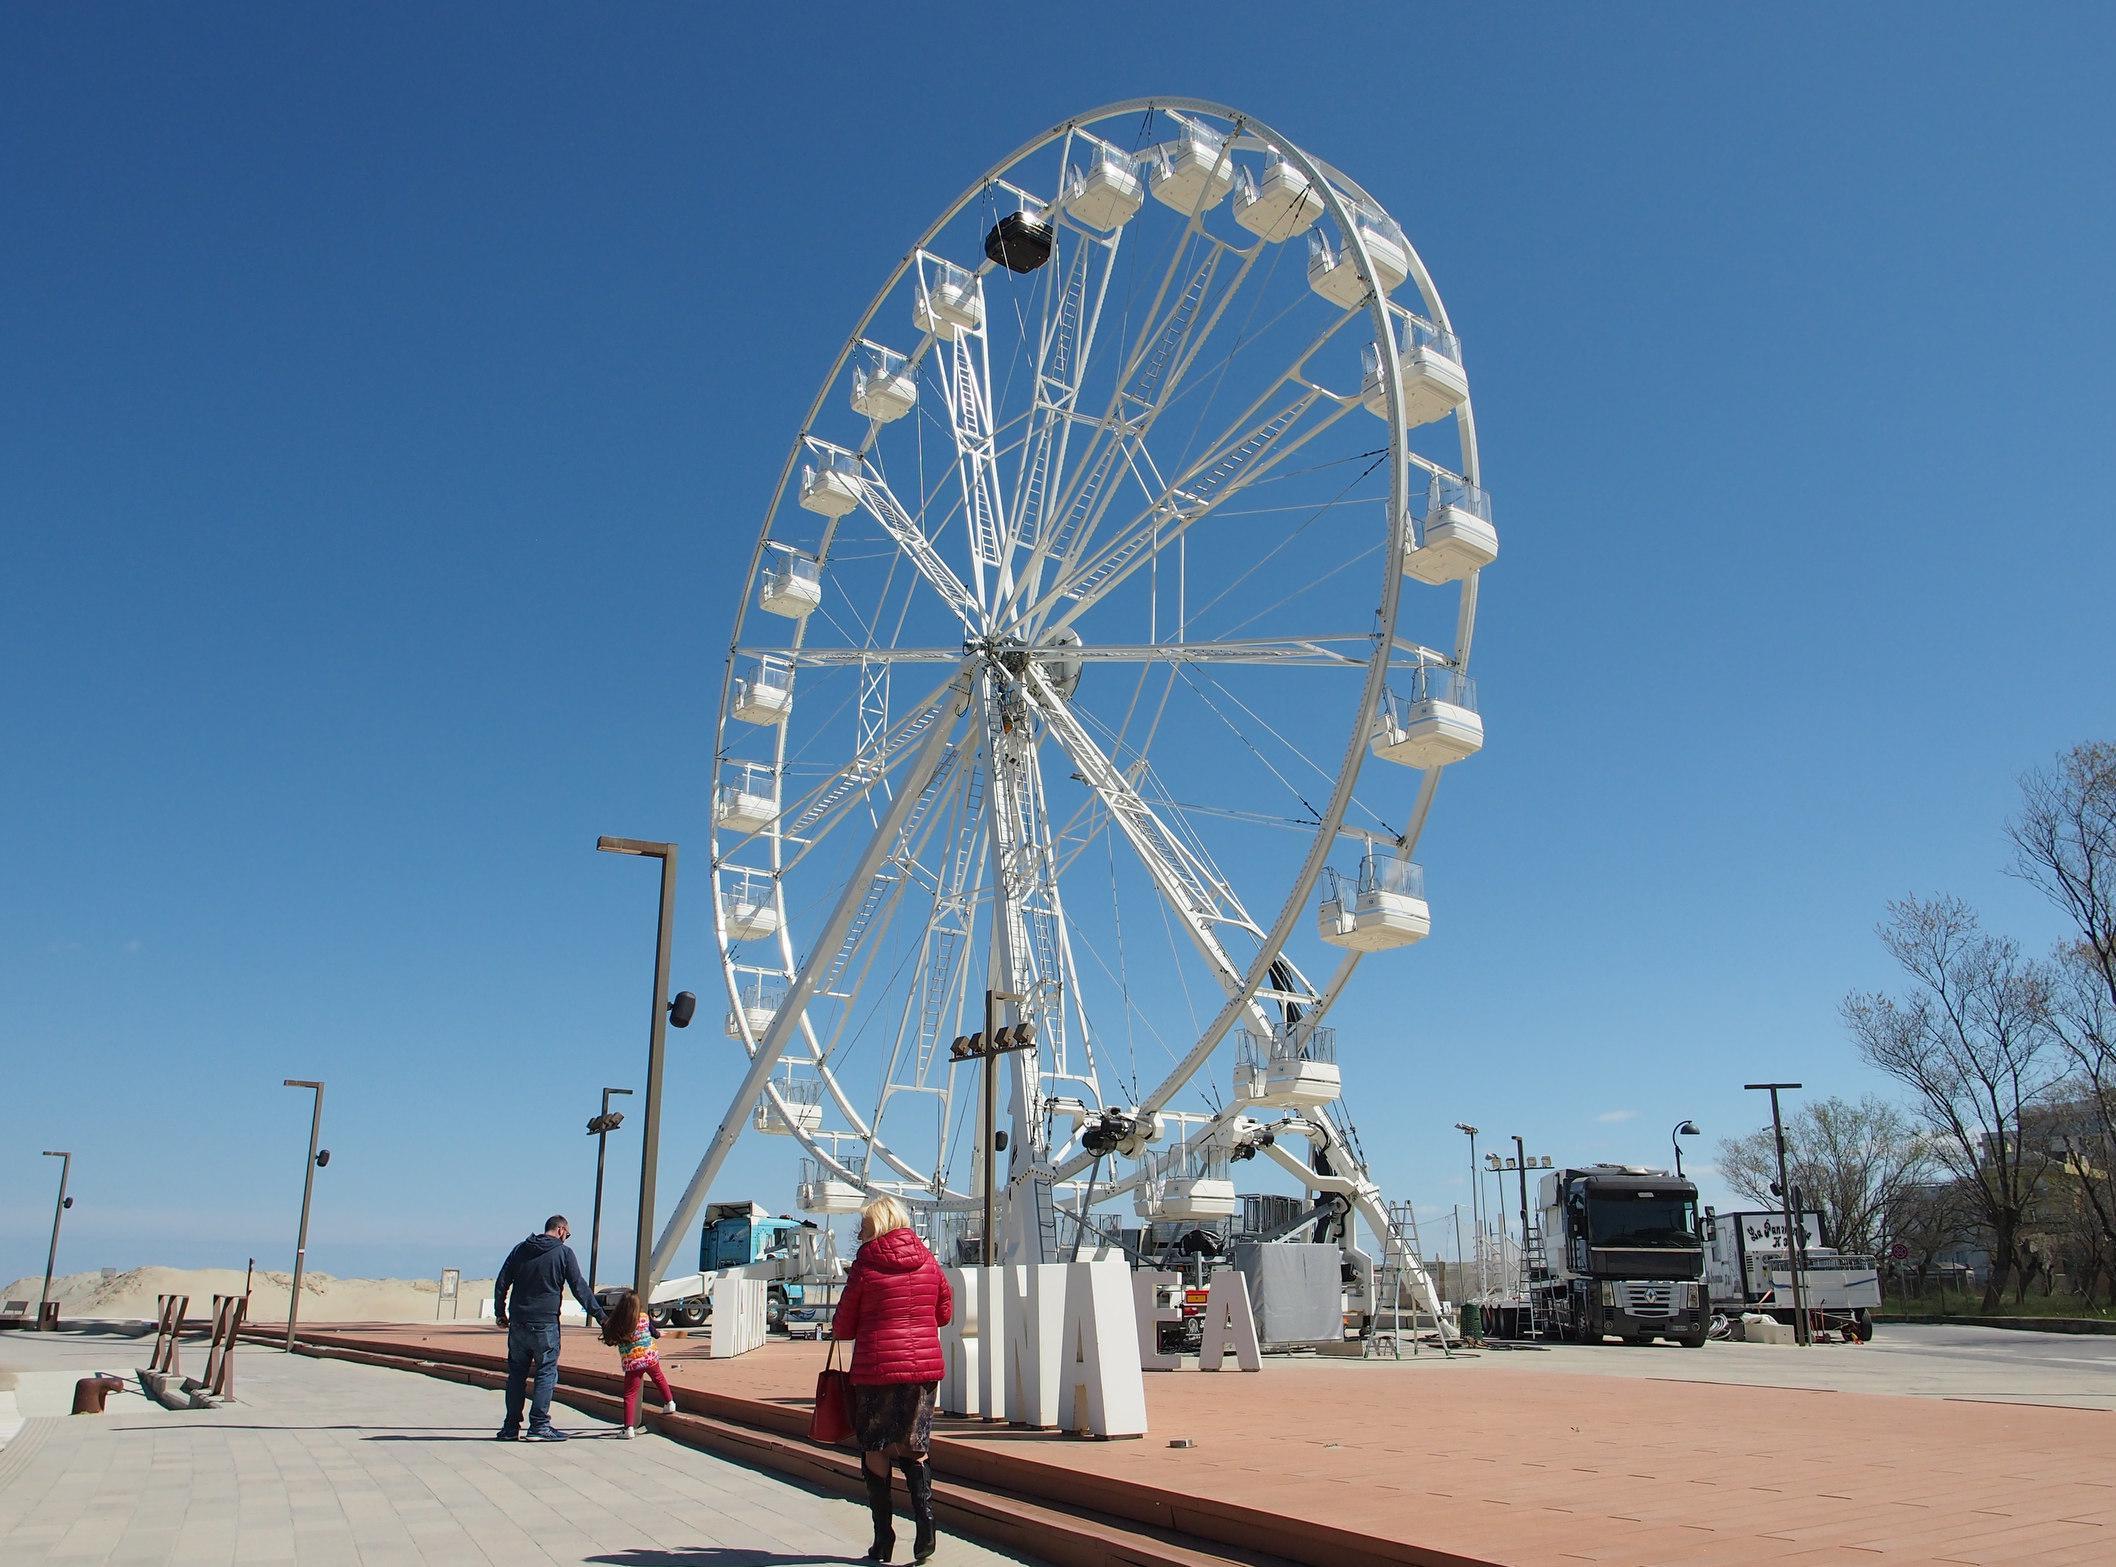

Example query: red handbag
[809,1338,853,1445]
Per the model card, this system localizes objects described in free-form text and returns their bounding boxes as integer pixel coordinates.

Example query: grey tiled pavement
[0,1330,1036,1566]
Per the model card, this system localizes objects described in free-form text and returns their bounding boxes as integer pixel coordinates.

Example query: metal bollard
[71,1375,124,1415]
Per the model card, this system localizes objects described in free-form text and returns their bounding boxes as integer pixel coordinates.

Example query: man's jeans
[503,1319,562,1431]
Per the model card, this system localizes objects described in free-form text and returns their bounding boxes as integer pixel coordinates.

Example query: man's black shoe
[495,1427,520,1441]
[525,1425,568,1442]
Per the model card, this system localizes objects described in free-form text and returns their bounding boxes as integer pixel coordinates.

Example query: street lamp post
[38,1151,72,1330]
[282,1080,329,1352]
[586,1086,634,1295]
[1484,1160,1511,1286]
[1486,1147,1550,1301]
[1745,1082,1809,1346]
[950,990,1033,1264]
[595,837,696,1302]
[1454,1123,1482,1295]
[1671,1119,1700,1178]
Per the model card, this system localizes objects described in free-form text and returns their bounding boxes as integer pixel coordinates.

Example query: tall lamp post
[1671,1119,1700,1178]
[38,1151,73,1330]
[596,836,696,1303]
[282,1080,330,1352]
[1486,1148,1551,1296]
[950,989,1034,1264]
[1453,1123,1482,1295]
[1745,1082,1809,1346]
[586,1087,634,1295]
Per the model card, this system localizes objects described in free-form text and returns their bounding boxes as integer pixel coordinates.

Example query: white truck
[1703,1209,1880,1340]
[614,1202,845,1330]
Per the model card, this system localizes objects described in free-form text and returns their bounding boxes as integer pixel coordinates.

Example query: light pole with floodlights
[282,1080,330,1351]
[38,1151,73,1330]
[595,836,697,1301]
[1454,1123,1483,1295]
[586,1086,633,1295]
[950,989,1034,1263]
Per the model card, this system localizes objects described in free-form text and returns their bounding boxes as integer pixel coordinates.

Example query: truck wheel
[1678,1328,1708,1349]
[1847,1313,1873,1343]
[766,1290,787,1331]
[677,1298,709,1329]
[648,1302,674,1329]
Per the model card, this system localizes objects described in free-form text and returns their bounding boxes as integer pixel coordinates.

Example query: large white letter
[1004,1264,1067,1427]
[1057,1259,1148,1437]
[1198,1267,1261,1372]
[937,1266,980,1416]
[973,1265,1008,1422]
[1131,1270,1182,1371]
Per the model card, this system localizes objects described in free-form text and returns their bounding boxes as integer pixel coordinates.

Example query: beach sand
[2,1266,496,1324]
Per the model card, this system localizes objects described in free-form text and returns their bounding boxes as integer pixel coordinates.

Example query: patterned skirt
[851,1379,938,1456]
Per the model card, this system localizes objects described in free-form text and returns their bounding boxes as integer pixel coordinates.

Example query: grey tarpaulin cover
[1231,1241,1342,1348]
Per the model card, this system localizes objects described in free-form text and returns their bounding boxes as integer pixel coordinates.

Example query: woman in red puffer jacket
[833,1195,953,1563]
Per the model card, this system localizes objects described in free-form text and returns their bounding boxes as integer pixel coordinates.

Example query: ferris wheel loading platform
[253,1321,2110,1567]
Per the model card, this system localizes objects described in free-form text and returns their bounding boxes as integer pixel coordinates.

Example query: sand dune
[2,1266,496,1324]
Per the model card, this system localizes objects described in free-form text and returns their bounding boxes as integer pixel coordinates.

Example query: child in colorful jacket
[599,1290,677,1436]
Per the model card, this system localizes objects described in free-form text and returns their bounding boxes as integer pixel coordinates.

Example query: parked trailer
[1703,1209,1880,1341]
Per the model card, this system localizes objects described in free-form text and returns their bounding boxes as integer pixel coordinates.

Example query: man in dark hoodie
[493,1214,606,1441]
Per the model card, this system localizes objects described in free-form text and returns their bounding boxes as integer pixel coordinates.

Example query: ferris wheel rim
[707,97,1483,1216]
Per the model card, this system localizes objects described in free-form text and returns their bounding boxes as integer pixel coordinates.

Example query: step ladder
[1368,1200,1427,1359]
[1521,1222,1551,1341]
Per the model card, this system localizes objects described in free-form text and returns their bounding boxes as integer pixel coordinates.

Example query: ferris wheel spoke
[1003,224,1260,621]
[1026,667,1270,964]
[1041,636,1375,667]
[1004,222,1121,573]
[766,666,970,872]
[1032,385,1363,637]
[937,330,1011,605]
[660,671,974,1280]
[757,645,966,668]
[852,465,983,630]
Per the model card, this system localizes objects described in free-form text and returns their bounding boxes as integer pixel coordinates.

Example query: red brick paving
[284,1323,2115,1567]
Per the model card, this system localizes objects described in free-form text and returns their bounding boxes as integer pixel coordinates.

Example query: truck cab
[1536,1165,1709,1347]
[696,1201,815,1329]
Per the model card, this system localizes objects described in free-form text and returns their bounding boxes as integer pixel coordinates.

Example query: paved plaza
[5,1320,2115,1566]
[0,1329,1038,1566]
[274,1319,2116,1567]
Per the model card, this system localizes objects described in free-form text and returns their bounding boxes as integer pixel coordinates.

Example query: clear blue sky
[6,5,2113,1285]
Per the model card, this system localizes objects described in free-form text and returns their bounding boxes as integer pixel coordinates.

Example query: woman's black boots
[862,1464,896,1562]
[899,1457,938,1562]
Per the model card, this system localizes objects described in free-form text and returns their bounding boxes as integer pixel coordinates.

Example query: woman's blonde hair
[860,1194,912,1239]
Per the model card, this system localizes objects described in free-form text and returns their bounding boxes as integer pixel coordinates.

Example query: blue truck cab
[699,1201,814,1328]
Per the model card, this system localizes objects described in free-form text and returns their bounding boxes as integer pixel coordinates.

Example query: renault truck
[1530,1164,1710,1346]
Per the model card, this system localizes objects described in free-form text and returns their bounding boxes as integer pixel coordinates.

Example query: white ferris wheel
[651,99,1494,1316]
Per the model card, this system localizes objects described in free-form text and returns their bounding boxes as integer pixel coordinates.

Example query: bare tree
[2010,740,2116,1009]
[1715,1094,1934,1254]
[1884,1176,1980,1293]
[1843,895,2066,1310]
[2011,742,2116,1286]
